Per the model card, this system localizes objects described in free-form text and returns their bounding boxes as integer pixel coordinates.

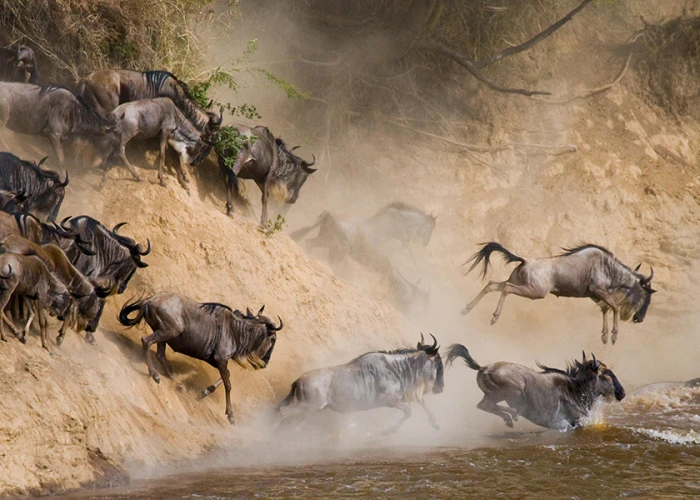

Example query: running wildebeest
[217,125,317,225]
[291,202,436,262]
[0,212,94,256]
[461,243,656,345]
[446,345,625,430]
[76,69,222,133]
[102,98,215,192]
[0,152,68,221]
[0,235,111,345]
[119,293,282,425]
[0,45,38,84]
[0,253,74,350]
[0,83,118,168]
[278,334,444,434]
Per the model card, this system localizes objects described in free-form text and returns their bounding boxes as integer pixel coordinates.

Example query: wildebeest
[0,235,111,345]
[446,345,625,430]
[0,253,73,350]
[278,334,444,434]
[102,98,214,192]
[119,293,282,424]
[217,125,317,225]
[0,83,118,168]
[76,69,222,133]
[292,202,436,261]
[461,243,656,345]
[60,217,150,296]
[0,45,38,84]
[0,152,68,221]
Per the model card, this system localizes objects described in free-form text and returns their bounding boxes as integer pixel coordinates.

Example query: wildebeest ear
[257,305,265,316]
[633,263,641,272]
[38,156,48,168]
[649,288,657,294]
[593,360,601,371]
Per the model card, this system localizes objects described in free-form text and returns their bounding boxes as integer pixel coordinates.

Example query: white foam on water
[631,427,700,445]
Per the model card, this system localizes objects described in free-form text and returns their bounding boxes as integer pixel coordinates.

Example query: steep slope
[0,168,408,495]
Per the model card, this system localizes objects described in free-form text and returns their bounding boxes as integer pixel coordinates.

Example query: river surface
[57,385,700,499]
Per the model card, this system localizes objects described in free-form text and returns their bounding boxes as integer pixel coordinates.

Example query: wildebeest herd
[0,42,660,433]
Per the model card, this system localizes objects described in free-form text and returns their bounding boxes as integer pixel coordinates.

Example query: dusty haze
[1,0,700,495]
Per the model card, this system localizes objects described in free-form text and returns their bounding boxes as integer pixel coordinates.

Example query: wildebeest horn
[94,279,113,298]
[246,307,254,317]
[207,99,213,109]
[642,266,654,284]
[257,305,265,316]
[582,351,587,363]
[272,315,283,331]
[135,258,149,269]
[0,264,11,279]
[420,332,425,346]
[291,145,301,152]
[37,156,48,168]
[302,155,317,173]
[60,170,69,187]
[112,222,127,235]
[633,263,641,272]
[592,352,596,363]
[135,238,151,256]
[429,333,438,350]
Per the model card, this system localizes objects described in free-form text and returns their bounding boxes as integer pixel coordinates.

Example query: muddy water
[60,386,700,499]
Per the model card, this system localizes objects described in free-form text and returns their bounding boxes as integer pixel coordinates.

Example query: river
[56,384,700,499]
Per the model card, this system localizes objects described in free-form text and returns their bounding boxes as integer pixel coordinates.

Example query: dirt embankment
[0,165,407,496]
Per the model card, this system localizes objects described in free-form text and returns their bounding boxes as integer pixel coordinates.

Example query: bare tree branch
[418,41,552,96]
[475,0,594,69]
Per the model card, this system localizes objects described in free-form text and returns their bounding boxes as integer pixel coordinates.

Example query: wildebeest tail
[445,344,481,370]
[278,379,300,410]
[118,295,148,327]
[289,211,330,242]
[463,242,525,278]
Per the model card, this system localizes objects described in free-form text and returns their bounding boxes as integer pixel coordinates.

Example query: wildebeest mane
[144,70,208,131]
[536,358,597,381]
[375,201,429,217]
[200,302,232,314]
[559,244,613,257]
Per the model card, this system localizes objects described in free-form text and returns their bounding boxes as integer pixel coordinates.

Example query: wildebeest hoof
[19,336,27,344]
[85,336,96,345]
[432,423,440,431]
[185,189,191,197]
[460,308,469,316]
[152,373,161,384]
[381,427,398,436]
[56,335,64,346]
[227,414,236,425]
[134,176,143,183]
[601,334,608,345]
[490,315,499,326]
[611,335,618,346]
[505,418,514,428]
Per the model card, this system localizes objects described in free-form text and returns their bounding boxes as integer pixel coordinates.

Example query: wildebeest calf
[278,334,444,434]
[446,345,625,430]
[119,292,282,424]
[102,97,214,193]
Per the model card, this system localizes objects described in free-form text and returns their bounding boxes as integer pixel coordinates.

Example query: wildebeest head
[6,45,39,84]
[205,105,224,134]
[578,352,625,401]
[417,333,444,394]
[234,304,283,369]
[276,142,317,204]
[631,265,656,323]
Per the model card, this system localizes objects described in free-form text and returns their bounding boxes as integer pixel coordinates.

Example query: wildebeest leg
[155,342,172,379]
[141,329,179,383]
[461,281,506,316]
[48,133,65,169]
[158,131,168,187]
[590,288,620,345]
[36,303,52,353]
[477,395,516,428]
[0,291,20,340]
[200,378,223,399]
[56,315,70,346]
[491,283,547,325]
[419,399,440,430]
[260,176,272,226]
[600,307,610,345]
[104,139,142,187]
[216,360,235,425]
[22,298,36,339]
[381,401,412,435]
[174,154,191,196]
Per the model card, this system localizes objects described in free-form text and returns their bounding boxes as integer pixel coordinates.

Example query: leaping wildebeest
[446,345,625,430]
[101,97,215,192]
[76,69,223,134]
[0,152,68,221]
[278,334,444,435]
[217,125,317,225]
[0,45,39,84]
[461,243,656,345]
[0,83,118,168]
[119,293,282,425]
